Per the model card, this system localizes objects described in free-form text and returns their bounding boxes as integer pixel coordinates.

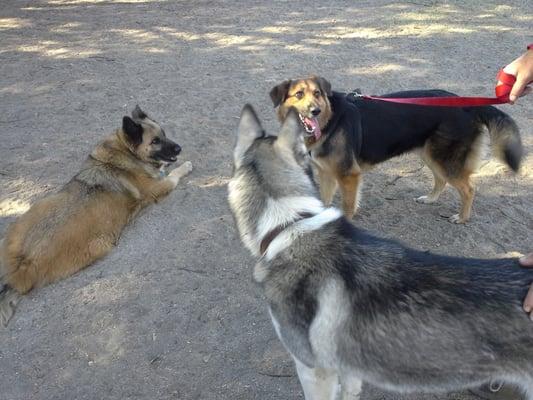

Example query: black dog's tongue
[303,117,321,140]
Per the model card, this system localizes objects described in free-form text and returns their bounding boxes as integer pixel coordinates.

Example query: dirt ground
[0,1,532,399]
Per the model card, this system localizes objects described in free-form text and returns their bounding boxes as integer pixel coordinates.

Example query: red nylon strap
[359,69,527,107]
[361,94,508,106]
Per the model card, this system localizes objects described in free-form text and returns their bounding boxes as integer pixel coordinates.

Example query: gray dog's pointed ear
[132,105,147,121]
[313,76,332,96]
[235,104,264,168]
[269,80,291,108]
[275,107,303,150]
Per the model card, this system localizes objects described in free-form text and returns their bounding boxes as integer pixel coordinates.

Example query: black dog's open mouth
[298,114,322,140]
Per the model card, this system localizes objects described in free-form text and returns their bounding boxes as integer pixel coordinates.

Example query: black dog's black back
[338,90,485,165]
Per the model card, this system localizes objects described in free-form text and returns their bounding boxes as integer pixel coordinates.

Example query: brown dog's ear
[269,80,291,108]
[122,116,143,146]
[313,76,332,97]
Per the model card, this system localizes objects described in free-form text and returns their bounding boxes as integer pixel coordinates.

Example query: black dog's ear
[131,105,147,121]
[313,76,332,96]
[122,116,143,146]
[269,80,291,108]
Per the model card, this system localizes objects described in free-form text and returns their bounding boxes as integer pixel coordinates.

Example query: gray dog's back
[264,218,533,393]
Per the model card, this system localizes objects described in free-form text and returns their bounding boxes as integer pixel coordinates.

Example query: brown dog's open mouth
[298,114,322,141]
[156,154,178,163]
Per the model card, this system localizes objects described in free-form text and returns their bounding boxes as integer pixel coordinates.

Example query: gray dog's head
[228,105,320,255]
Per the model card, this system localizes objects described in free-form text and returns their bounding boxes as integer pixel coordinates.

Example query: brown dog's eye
[314,90,321,98]
[151,137,161,145]
[295,91,304,100]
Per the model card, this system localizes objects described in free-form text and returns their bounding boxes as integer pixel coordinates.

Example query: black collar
[259,212,315,256]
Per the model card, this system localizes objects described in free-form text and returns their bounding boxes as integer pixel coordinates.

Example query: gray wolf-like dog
[228,105,533,400]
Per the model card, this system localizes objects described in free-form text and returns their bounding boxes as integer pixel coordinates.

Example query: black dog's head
[270,76,332,142]
[121,105,181,165]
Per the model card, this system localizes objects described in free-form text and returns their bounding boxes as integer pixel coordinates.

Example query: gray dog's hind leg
[294,358,340,400]
[340,374,363,400]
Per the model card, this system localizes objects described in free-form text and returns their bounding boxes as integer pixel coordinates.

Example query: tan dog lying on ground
[0,106,192,326]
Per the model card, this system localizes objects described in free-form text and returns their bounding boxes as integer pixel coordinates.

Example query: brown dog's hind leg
[0,286,21,327]
[6,260,37,295]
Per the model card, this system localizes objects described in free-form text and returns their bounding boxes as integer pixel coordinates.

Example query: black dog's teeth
[298,114,315,134]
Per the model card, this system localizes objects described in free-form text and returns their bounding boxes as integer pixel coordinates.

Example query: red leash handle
[360,69,531,107]
[495,69,517,100]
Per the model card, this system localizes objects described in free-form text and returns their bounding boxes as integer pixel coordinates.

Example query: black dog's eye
[151,137,161,145]
[314,90,321,98]
[295,91,304,100]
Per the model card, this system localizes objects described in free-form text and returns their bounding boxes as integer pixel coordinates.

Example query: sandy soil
[0,1,532,399]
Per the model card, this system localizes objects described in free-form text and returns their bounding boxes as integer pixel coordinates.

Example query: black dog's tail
[475,106,523,172]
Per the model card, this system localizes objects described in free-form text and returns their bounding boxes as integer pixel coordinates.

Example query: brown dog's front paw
[171,161,192,177]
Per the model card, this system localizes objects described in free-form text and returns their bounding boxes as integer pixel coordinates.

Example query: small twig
[256,371,295,378]
[477,160,492,171]
[176,267,207,276]
[150,356,162,365]
[403,0,434,6]
[385,165,424,186]
[89,55,116,62]
[404,165,425,174]
[385,175,402,186]
[0,118,29,124]
[486,237,507,252]
[499,209,529,227]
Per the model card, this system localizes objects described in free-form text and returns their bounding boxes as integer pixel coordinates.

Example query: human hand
[499,47,533,103]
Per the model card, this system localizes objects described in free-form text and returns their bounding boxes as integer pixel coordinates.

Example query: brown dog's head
[270,76,332,142]
[121,105,181,166]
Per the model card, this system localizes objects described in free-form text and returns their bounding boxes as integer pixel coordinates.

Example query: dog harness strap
[358,69,533,107]
[260,212,315,256]
[527,43,533,50]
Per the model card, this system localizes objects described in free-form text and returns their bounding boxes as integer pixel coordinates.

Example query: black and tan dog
[0,106,192,326]
[270,76,523,223]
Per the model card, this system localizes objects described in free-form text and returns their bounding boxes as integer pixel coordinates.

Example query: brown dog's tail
[475,106,523,172]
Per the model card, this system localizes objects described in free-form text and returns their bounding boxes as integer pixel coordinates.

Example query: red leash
[358,69,528,107]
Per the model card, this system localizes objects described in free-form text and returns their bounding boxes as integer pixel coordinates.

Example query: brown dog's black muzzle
[156,138,181,162]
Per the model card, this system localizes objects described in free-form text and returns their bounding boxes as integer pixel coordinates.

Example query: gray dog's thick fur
[228,105,533,400]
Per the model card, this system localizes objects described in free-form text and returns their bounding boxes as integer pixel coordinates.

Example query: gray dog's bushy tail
[476,106,523,172]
